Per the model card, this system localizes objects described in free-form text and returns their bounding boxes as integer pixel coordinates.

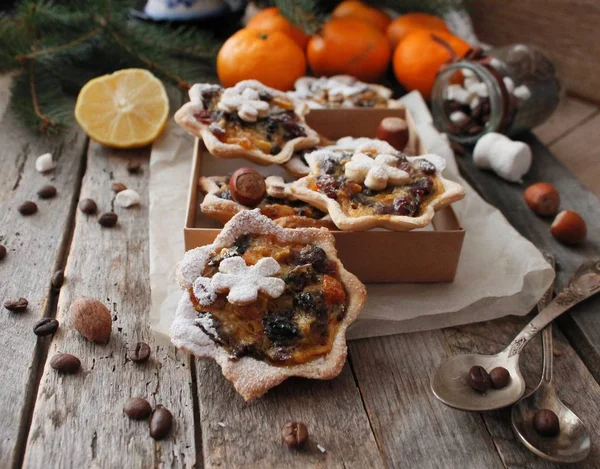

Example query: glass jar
[431,44,561,145]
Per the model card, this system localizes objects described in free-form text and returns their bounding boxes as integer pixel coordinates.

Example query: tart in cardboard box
[184,107,465,283]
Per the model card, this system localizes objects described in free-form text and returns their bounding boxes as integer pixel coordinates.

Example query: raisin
[283,265,315,291]
[321,157,338,175]
[277,111,298,124]
[194,110,215,124]
[336,306,347,322]
[392,194,418,216]
[209,123,225,138]
[264,313,300,345]
[417,159,436,175]
[231,343,261,359]
[410,177,434,197]
[270,144,282,155]
[374,204,394,215]
[399,161,413,175]
[292,245,328,273]
[283,125,306,140]
[362,187,377,197]
[294,292,315,310]
[233,234,251,254]
[316,175,339,199]
[258,91,272,101]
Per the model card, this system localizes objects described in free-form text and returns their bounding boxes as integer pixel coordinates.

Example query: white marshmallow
[35,153,56,173]
[473,132,532,182]
[446,84,476,104]
[466,81,489,98]
[115,189,141,208]
[513,84,532,101]
[449,111,470,126]
[503,77,515,93]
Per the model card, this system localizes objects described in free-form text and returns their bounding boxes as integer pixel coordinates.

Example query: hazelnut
[551,210,587,245]
[376,117,409,151]
[228,168,266,207]
[70,297,112,344]
[524,183,560,216]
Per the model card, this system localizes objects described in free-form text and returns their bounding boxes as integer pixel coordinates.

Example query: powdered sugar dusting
[195,313,218,337]
[193,277,217,306]
[177,246,216,288]
[212,257,285,305]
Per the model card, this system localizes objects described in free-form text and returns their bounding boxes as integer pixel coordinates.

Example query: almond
[70,297,112,344]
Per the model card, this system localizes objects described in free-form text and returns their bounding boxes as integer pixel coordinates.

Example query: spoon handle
[506,259,600,357]
[539,253,556,383]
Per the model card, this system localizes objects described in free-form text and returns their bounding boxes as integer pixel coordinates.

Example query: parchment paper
[149,91,554,345]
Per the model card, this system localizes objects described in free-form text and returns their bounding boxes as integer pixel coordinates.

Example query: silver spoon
[511,323,591,463]
[431,260,600,412]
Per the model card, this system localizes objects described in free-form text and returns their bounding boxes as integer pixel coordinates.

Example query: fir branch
[271,0,325,34]
[16,27,103,63]
[372,0,466,15]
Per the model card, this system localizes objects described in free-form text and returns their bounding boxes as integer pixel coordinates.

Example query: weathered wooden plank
[455,133,600,381]
[22,143,196,468]
[196,359,385,468]
[348,331,504,468]
[0,111,87,468]
[471,0,600,102]
[444,314,600,468]
[533,97,598,146]
[549,113,600,198]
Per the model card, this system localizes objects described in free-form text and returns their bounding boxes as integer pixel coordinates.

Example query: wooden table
[1,96,599,469]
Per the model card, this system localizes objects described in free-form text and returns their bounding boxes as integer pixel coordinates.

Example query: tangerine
[387,12,449,49]
[331,0,391,33]
[247,7,310,50]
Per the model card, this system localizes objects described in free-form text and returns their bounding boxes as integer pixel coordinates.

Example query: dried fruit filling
[189,235,347,366]
[194,86,307,154]
[313,150,440,217]
[314,88,389,108]
[213,178,326,221]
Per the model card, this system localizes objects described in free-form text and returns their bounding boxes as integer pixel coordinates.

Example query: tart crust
[174,80,320,166]
[171,210,366,401]
[289,140,466,231]
[199,176,335,229]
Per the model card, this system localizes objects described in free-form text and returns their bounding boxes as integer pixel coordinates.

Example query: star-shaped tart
[199,174,334,229]
[171,209,366,401]
[290,138,466,231]
[174,80,320,165]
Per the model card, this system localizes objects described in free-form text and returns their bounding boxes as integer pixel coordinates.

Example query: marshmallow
[503,77,515,93]
[513,84,532,101]
[449,111,470,127]
[35,153,56,173]
[446,84,476,104]
[466,81,489,98]
[473,132,532,182]
[115,189,141,208]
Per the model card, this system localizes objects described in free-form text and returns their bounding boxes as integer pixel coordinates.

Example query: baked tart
[174,80,320,165]
[289,75,400,109]
[290,139,465,231]
[171,210,366,401]
[198,169,334,229]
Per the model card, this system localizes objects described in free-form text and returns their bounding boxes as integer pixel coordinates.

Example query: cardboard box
[184,108,465,283]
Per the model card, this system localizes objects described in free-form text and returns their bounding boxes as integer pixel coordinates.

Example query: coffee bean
[468,365,491,393]
[124,397,152,420]
[37,185,57,199]
[18,201,38,216]
[51,270,65,290]
[112,182,127,193]
[0,245,6,260]
[98,212,118,227]
[33,318,59,336]
[282,421,308,449]
[149,405,173,440]
[534,409,560,436]
[79,198,97,215]
[127,162,141,174]
[4,297,28,312]
[129,342,151,363]
[50,353,80,373]
[489,367,510,389]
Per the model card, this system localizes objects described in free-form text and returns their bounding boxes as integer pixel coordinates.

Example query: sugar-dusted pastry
[174,80,320,165]
[290,138,465,231]
[289,75,400,109]
[198,168,334,229]
[171,210,366,401]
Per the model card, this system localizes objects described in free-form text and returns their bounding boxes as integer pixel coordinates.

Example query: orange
[246,7,310,50]
[75,69,169,148]
[307,18,391,82]
[331,0,391,33]
[217,28,306,91]
[393,29,471,99]
[387,12,449,49]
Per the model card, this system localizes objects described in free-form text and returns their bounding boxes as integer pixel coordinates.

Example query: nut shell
[228,168,266,207]
[551,210,587,245]
[524,182,560,216]
[70,297,112,344]
[376,117,409,152]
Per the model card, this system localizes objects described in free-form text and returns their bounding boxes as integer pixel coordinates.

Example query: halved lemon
[75,68,169,148]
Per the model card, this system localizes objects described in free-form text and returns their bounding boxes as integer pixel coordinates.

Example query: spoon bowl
[511,378,591,463]
[431,352,525,412]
